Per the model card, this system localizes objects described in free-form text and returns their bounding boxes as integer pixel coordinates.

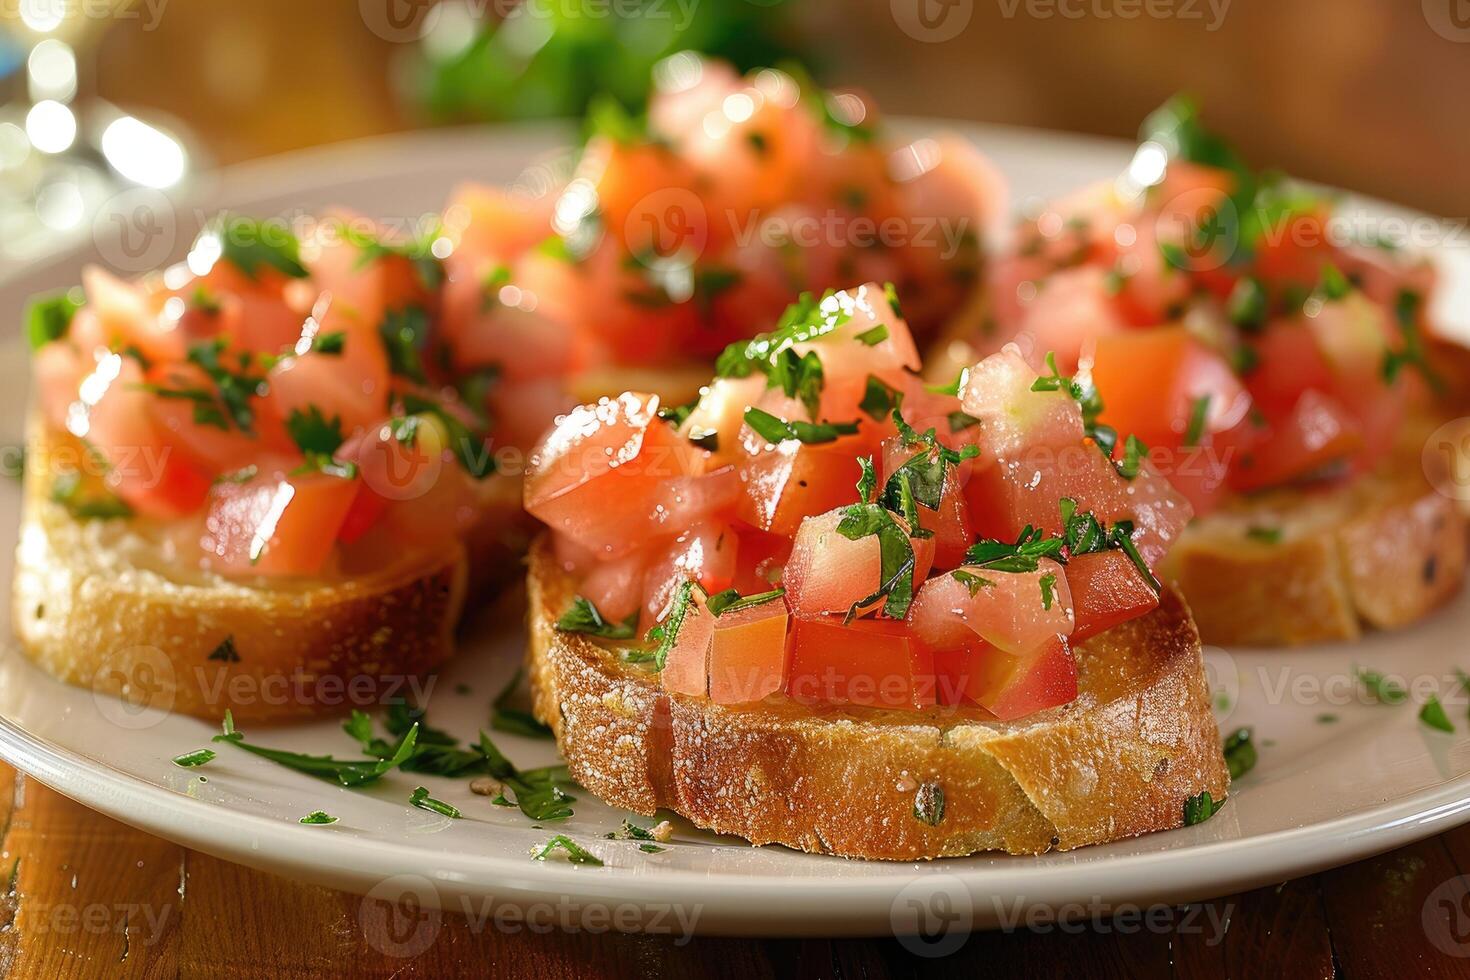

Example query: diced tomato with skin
[906,560,1073,655]
[1229,389,1363,491]
[342,413,478,553]
[930,638,995,706]
[1252,207,1336,288]
[77,354,212,518]
[1300,292,1406,465]
[786,617,937,711]
[525,392,699,557]
[564,242,704,364]
[784,507,935,621]
[335,482,390,546]
[681,375,767,466]
[1011,268,1129,378]
[1065,551,1160,642]
[582,550,649,625]
[1337,244,1437,312]
[969,635,1078,722]
[660,598,715,699]
[201,470,361,577]
[642,521,739,624]
[708,598,791,705]
[646,466,742,537]
[32,341,83,433]
[439,259,577,383]
[959,346,1086,459]
[1089,326,1253,514]
[78,266,187,366]
[443,182,555,266]
[792,283,922,415]
[737,431,874,538]
[1243,320,1336,418]
[304,213,433,333]
[1110,220,1194,327]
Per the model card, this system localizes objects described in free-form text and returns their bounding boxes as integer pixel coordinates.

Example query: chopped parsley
[397,393,494,478]
[834,503,921,621]
[490,668,553,740]
[855,324,889,346]
[859,375,901,421]
[645,579,697,671]
[1383,289,1445,392]
[952,570,995,597]
[1245,525,1282,544]
[705,587,785,618]
[50,472,133,521]
[743,407,858,445]
[336,220,445,292]
[1183,790,1225,826]
[963,525,1064,573]
[213,710,422,787]
[1420,696,1454,734]
[211,215,310,281]
[285,405,345,457]
[24,288,84,351]
[171,749,216,768]
[408,786,462,819]
[1183,395,1211,448]
[555,597,638,640]
[530,835,603,866]
[1354,667,1408,705]
[1032,352,1119,460]
[1039,573,1059,611]
[1222,728,1256,779]
[299,811,338,826]
[1227,277,1268,331]
[767,348,825,420]
[379,306,432,385]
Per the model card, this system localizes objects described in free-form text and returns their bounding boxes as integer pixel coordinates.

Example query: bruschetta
[942,96,1467,646]
[15,214,533,721]
[523,282,1228,857]
[437,54,1004,407]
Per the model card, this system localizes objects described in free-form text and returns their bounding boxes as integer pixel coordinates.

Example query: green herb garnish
[409,786,462,819]
[172,749,216,768]
[530,835,603,866]
[1222,728,1257,779]
[555,597,638,640]
[1183,790,1226,826]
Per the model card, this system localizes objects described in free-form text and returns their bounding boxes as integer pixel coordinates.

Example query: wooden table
[2,764,1469,978]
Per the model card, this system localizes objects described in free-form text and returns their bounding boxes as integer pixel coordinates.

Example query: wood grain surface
[2,765,1470,978]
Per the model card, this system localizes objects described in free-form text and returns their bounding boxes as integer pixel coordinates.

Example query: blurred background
[2,0,1467,266]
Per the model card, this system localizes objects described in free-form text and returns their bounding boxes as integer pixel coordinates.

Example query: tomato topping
[786,617,936,711]
[1066,551,1160,642]
[202,471,361,577]
[908,561,1073,655]
[970,636,1078,722]
[708,599,791,705]
[784,507,935,621]
[525,392,699,556]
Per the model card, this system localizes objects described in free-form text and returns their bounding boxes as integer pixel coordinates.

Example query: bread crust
[526,537,1228,859]
[1164,462,1466,648]
[12,420,474,724]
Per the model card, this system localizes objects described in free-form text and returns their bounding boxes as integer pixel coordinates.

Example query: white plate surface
[2,122,1470,938]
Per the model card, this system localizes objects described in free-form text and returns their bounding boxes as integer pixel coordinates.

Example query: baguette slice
[10,417,507,724]
[526,537,1229,859]
[1162,433,1467,647]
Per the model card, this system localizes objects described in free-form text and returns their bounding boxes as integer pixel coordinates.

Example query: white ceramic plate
[3,122,1470,939]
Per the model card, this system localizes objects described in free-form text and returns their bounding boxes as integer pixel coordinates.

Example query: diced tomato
[1065,551,1160,642]
[439,259,577,383]
[784,507,935,620]
[707,598,790,705]
[77,354,212,518]
[78,266,186,366]
[1090,326,1252,514]
[642,521,739,623]
[201,470,361,577]
[1008,267,1128,376]
[930,638,994,706]
[443,182,555,265]
[32,341,83,433]
[737,432,873,538]
[581,550,648,625]
[786,617,936,710]
[1243,320,1335,417]
[968,635,1078,721]
[682,376,767,466]
[661,598,714,699]
[907,561,1072,655]
[959,346,1086,458]
[524,392,699,557]
[1229,389,1363,491]
[146,361,291,472]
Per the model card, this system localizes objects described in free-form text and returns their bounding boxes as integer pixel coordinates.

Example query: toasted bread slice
[526,537,1228,859]
[1162,436,1467,647]
[10,418,504,723]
